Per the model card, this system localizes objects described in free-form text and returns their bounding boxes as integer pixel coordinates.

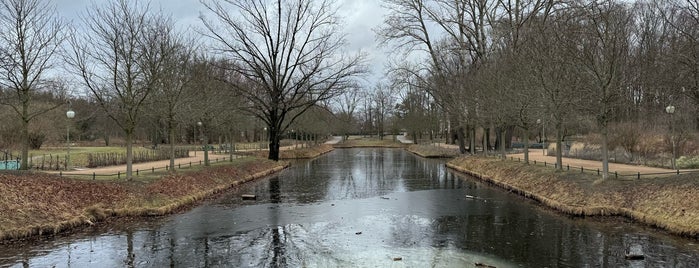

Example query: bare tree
[659,0,699,130]
[201,0,365,160]
[333,84,362,140]
[143,18,197,171]
[569,0,633,179]
[66,0,163,180]
[0,0,66,170]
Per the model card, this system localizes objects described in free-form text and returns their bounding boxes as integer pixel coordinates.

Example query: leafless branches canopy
[0,0,65,169]
[66,0,173,179]
[202,0,365,160]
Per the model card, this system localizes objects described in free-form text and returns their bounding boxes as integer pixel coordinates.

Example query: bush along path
[447,157,699,239]
[0,157,288,242]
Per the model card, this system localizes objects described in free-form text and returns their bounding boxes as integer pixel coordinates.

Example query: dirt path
[509,149,678,175]
[54,151,232,175]
[52,144,308,176]
[434,143,682,176]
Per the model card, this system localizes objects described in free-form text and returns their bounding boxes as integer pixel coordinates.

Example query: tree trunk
[485,128,491,153]
[267,127,280,161]
[499,127,506,159]
[482,128,488,156]
[168,119,175,172]
[601,126,609,179]
[523,127,530,164]
[555,124,563,171]
[20,119,29,170]
[469,126,476,154]
[457,126,466,154]
[505,125,515,149]
[126,131,133,180]
[228,132,234,162]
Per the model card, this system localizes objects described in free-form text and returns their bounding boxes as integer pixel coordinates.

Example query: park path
[55,151,232,176]
[509,149,677,175]
[54,144,305,176]
[434,143,681,176]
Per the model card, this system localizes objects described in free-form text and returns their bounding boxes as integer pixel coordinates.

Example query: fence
[506,156,699,180]
[55,154,242,180]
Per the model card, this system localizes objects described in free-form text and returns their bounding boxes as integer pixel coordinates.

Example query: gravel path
[434,143,684,176]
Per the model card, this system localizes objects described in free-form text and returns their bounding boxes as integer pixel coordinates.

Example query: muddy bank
[0,158,288,242]
[447,157,699,238]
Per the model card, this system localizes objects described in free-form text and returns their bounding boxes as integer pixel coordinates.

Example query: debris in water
[625,244,645,260]
[465,195,475,199]
[241,194,256,200]
[393,257,402,261]
[381,197,390,200]
[475,262,496,268]
[355,231,362,235]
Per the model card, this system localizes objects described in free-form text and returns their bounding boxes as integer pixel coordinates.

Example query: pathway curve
[54,151,232,176]
[433,143,682,176]
[508,149,683,175]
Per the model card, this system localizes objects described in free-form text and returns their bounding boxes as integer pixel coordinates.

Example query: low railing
[506,156,699,180]
[54,155,240,180]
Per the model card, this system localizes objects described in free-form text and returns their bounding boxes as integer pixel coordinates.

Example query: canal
[1,148,698,267]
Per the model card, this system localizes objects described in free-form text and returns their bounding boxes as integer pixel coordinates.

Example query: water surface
[1,148,697,267]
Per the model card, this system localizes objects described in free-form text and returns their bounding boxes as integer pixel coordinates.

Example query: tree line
[376,0,699,179]
[0,0,363,180]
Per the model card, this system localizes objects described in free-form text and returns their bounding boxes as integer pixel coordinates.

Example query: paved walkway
[396,134,413,144]
[509,149,677,175]
[325,136,342,145]
[56,151,232,176]
[433,143,681,176]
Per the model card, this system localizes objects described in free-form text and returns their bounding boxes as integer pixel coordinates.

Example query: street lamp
[263,127,267,150]
[666,105,676,170]
[197,121,209,166]
[537,118,545,155]
[66,108,75,170]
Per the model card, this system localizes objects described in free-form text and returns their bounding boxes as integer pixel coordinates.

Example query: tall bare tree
[143,19,197,171]
[202,0,365,160]
[569,0,633,179]
[66,0,163,180]
[0,0,66,170]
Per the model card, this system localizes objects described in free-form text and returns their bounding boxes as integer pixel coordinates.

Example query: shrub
[87,148,190,168]
[676,156,699,169]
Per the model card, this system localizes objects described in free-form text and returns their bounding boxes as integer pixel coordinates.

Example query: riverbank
[332,138,405,148]
[243,144,335,159]
[405,144,460,158]
[0,157,288,242]
[447,157,699,238]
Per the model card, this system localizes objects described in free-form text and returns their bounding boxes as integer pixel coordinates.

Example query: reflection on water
[1,149,698,267]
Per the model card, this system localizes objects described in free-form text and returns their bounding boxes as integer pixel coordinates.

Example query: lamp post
[66,108,75,170]
[537,118,545,155]
[263,127,267,150]
[666,105,676,170]
[197,121,209,166]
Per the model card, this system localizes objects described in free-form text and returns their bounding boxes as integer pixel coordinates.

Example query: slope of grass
[244,144,334,159]
[333,137,404,148]
[406,144,460,158]
[0,157,287,242]
[447,157,699,238]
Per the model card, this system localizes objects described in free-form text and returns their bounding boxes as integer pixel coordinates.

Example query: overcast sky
[55,0,390,86]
